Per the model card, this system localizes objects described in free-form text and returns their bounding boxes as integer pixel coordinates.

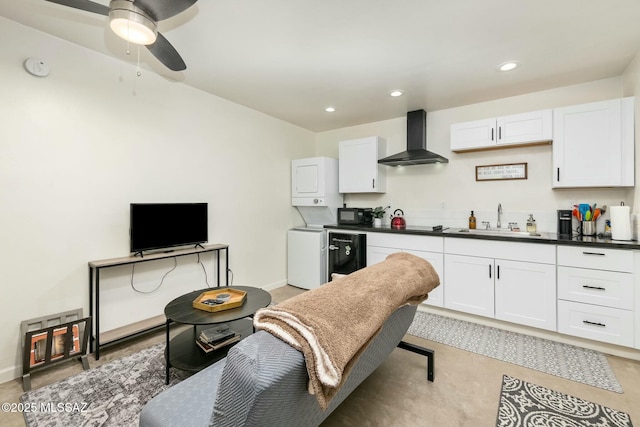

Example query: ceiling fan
[44,0,197,71]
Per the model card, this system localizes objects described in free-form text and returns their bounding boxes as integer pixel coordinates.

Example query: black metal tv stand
[88,244,229,360]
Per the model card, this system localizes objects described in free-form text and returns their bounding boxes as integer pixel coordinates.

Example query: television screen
[130,203,208,253]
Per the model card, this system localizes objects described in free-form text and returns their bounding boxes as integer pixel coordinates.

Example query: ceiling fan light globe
[109,2,157,45]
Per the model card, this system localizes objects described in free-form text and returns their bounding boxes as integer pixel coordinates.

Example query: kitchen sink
[456,228,547,238]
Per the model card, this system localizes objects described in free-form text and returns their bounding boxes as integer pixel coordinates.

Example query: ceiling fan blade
[45,0,109,16]
[146,32,186,71]
[133,0,197,21]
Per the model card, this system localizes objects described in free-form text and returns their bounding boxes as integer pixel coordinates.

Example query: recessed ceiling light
[389,90,404,97]
[498,61,519,71]
[325,106,335,112]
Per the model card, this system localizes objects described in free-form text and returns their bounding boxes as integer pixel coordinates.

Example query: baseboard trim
[259,279,288,292]
[232,280,287,292]
[0,364,20,385]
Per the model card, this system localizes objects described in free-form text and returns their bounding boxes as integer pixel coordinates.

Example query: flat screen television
[130,203,208,254]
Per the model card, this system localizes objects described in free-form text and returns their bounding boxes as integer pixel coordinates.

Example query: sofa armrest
[139,358,227,427]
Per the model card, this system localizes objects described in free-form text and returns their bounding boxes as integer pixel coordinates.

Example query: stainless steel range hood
[378,109,449,166]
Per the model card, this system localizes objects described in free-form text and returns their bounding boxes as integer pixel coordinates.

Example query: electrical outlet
[569,200,576,209]
[440,202,446,209]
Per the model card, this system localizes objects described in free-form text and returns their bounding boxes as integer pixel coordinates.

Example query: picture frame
[476,162,528,181]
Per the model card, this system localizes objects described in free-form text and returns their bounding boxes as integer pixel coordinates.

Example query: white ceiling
[2,0,640,132]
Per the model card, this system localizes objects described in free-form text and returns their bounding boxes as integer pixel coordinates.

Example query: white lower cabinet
[557,266,634,310]
[405,249,444,307]
[366,233,444,307]
[557,245,635,347]
[444,239,556,331]
[361,231,639,349]
[557,300,634,347]
[494,260,556,331]
[443,254,493,317]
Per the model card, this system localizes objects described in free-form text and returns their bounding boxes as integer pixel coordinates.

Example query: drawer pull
[582,251,605,256]
[582,285,606,291]
[583,320,606,327]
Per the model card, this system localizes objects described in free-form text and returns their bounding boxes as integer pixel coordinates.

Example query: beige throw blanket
[253,252,440,409]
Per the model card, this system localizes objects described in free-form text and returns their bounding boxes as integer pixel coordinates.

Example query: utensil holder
[581,221,596,236]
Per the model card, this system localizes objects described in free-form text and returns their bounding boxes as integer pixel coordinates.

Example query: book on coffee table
[199,324,237,344]
[196,334,241,353]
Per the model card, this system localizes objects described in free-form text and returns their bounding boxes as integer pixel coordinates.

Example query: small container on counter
[582,221,597,236]
[469,211,476,229]
[526,214,536,233]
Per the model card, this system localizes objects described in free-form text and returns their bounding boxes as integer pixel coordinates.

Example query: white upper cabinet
[450,119,495,151]
[553,97,635,188]
[451,109,552,152]
[338,136,387,193]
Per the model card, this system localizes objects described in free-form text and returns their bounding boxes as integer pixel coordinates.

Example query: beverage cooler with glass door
[327,232,367,280]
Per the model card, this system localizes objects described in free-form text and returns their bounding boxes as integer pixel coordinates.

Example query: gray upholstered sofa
[139,304,432,427]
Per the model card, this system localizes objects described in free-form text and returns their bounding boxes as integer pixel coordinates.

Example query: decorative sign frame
[475,162,528,181]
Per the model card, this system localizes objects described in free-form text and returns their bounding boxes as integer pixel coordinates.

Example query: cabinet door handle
[582,251,605,256]
[582,285,606,291]
[557,167,560,182]
[498,126,502,140]
[491,128,494,141]
[372,178,375,189]
[497,265,500,280]
[583,320,606,327]
[489,264,492,279]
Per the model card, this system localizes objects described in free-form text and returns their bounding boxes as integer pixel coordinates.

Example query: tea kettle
[391,209,406,229]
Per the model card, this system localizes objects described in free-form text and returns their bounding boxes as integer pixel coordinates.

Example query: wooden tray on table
[192,288,247,313]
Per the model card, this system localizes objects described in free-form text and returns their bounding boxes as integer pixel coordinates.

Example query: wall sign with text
[475,163,528,181]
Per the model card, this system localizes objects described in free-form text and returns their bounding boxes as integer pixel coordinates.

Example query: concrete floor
[1,285,639,426]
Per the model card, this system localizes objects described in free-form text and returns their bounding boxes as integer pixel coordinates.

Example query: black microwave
[338,208,373,225]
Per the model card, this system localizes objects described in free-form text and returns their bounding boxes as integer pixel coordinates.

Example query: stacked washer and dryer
[288,156,367,289]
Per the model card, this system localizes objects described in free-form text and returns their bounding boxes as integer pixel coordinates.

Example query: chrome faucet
[497,203,503,229]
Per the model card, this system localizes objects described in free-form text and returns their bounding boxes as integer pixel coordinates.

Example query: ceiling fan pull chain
[125,19,131,56]
[136,46,142,77]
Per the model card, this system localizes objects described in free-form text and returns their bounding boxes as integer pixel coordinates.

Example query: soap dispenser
[469,211,476,229]
[526,214,537,233]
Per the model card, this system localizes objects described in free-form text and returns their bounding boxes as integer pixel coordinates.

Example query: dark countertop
[324,224,640,250]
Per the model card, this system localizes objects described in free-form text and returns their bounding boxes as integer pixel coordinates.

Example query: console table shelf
[89,244,229,360]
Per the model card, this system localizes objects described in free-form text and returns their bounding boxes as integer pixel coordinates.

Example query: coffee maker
[557,210,573,237]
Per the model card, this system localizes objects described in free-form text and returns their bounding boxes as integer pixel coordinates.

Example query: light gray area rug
[408,311,623,393]
[20,343,188,427]
[496,375,633,427]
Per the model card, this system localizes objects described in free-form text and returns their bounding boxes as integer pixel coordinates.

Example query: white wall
[622,50,640,212]
[316,77,633,232]
[0,18,314,382]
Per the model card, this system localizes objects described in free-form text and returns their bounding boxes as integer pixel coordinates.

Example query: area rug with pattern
[407,311,623,393]
[496,375,633,426]
[20,343,188,427]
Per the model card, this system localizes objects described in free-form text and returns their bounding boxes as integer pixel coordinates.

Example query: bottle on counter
[469,211,476,229]
[526,214,537,233]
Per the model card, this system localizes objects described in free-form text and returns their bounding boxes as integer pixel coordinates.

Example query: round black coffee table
[164,286,271,384]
